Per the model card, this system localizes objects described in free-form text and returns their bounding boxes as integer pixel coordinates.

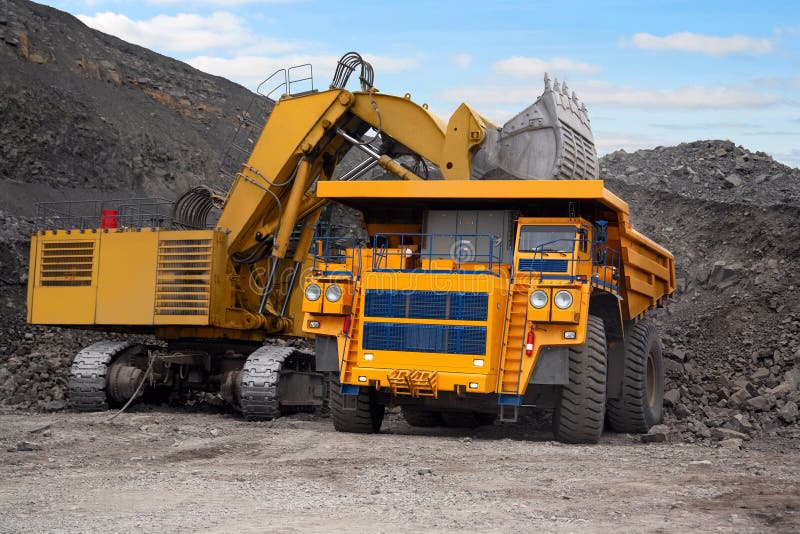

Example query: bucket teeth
[553,78,561,92]
[544,72,552,91]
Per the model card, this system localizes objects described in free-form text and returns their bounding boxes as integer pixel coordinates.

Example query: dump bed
[316,179,675,320]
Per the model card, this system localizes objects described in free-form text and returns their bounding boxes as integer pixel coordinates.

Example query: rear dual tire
[606,320,664,433]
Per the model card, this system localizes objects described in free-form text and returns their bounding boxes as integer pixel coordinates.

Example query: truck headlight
[325,284,342,303]
[530,290,548,309]
[554,290,573,309]
[305,283,321,301]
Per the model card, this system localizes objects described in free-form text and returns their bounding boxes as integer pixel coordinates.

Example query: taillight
[525,327,535,356]
[342,315,351,335]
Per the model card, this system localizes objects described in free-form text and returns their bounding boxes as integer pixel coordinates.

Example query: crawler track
[68,340,135,411]
[240,346,314,421]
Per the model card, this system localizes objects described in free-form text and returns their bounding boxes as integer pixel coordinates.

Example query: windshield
[518,225,577,253]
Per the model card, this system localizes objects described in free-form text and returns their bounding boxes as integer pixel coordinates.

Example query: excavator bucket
[472,73,599,181]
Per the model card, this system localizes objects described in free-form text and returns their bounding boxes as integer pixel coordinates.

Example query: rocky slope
[0,0,268,215]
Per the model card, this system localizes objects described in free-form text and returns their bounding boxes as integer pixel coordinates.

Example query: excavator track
[68,340,135,412]
[240,345,314,421]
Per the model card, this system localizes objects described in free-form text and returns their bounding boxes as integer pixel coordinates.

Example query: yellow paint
[29,231,100,325]
[95,231,158,324]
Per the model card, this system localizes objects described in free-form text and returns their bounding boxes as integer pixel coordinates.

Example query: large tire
[553,315,607,444]
[330,376,385,433]
[401,406,442,427]
[607,320,664,433]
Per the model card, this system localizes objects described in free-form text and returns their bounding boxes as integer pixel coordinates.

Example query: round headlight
[530,290,548,309]
[325,284,343,303]
[305,283,321,301]
[554,290,573,309]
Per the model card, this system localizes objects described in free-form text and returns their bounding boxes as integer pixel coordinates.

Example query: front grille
[39,241,95,287]
[155,238,212,316]
[363,323,486,355]
[517,258,569,272]
[364,290,488,321]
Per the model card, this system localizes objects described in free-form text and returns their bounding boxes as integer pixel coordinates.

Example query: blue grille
[517,258,569,272]
[364,290,488,321]
[362,323,486,355]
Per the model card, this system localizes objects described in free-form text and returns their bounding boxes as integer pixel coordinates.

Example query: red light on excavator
[525,328,535,356]
[342,316,351,335]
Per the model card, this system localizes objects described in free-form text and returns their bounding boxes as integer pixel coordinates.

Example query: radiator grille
[155,238,212,316]
[517,258,569,273]
[363,323,486,355]
[364,290,488,321]
[39,241,95,287]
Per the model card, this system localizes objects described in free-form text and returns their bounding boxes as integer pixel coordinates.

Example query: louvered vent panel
[155,238,211,316]
[39,241,95,287]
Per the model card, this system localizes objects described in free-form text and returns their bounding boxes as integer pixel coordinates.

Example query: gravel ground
[1,408,798,533]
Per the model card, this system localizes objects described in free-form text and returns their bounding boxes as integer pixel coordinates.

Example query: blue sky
[42,0,800,167]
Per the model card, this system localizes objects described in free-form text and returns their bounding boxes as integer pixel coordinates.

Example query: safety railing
[517,237,621,296]
[592,243,621,296]
[371,233,502,275]
[313,236,360,277]
[34,197,176,231]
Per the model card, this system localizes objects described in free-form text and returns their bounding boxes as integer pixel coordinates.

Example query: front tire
[330,376,385,433]
[606,320,664,433]
[553,315,607,444]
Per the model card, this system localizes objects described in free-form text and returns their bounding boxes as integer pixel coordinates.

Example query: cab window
[518,226,577,253]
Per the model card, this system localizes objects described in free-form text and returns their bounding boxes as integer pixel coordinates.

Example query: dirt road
[0,408,798,533]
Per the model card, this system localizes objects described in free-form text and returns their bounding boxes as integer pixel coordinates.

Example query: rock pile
[602,140,800,208]
[602,140,800,445]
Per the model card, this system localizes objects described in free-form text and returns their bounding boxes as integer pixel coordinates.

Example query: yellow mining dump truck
[27,53,673,439]
[303,181,674,442]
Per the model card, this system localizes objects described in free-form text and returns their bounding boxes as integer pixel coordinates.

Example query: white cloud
[188,54,339,88]
[773,148,800,169]
[362,54,419,73]
[581,81,776,109]
[494,56,600,77]
[440,81,776,111]
[630,32,772,56]
[188,52,418,89]
[77,11,305,54]
[593,132,673,156]
[451,54,472,69]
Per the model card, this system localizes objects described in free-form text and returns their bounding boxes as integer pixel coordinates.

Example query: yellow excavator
[27,53,674,440]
